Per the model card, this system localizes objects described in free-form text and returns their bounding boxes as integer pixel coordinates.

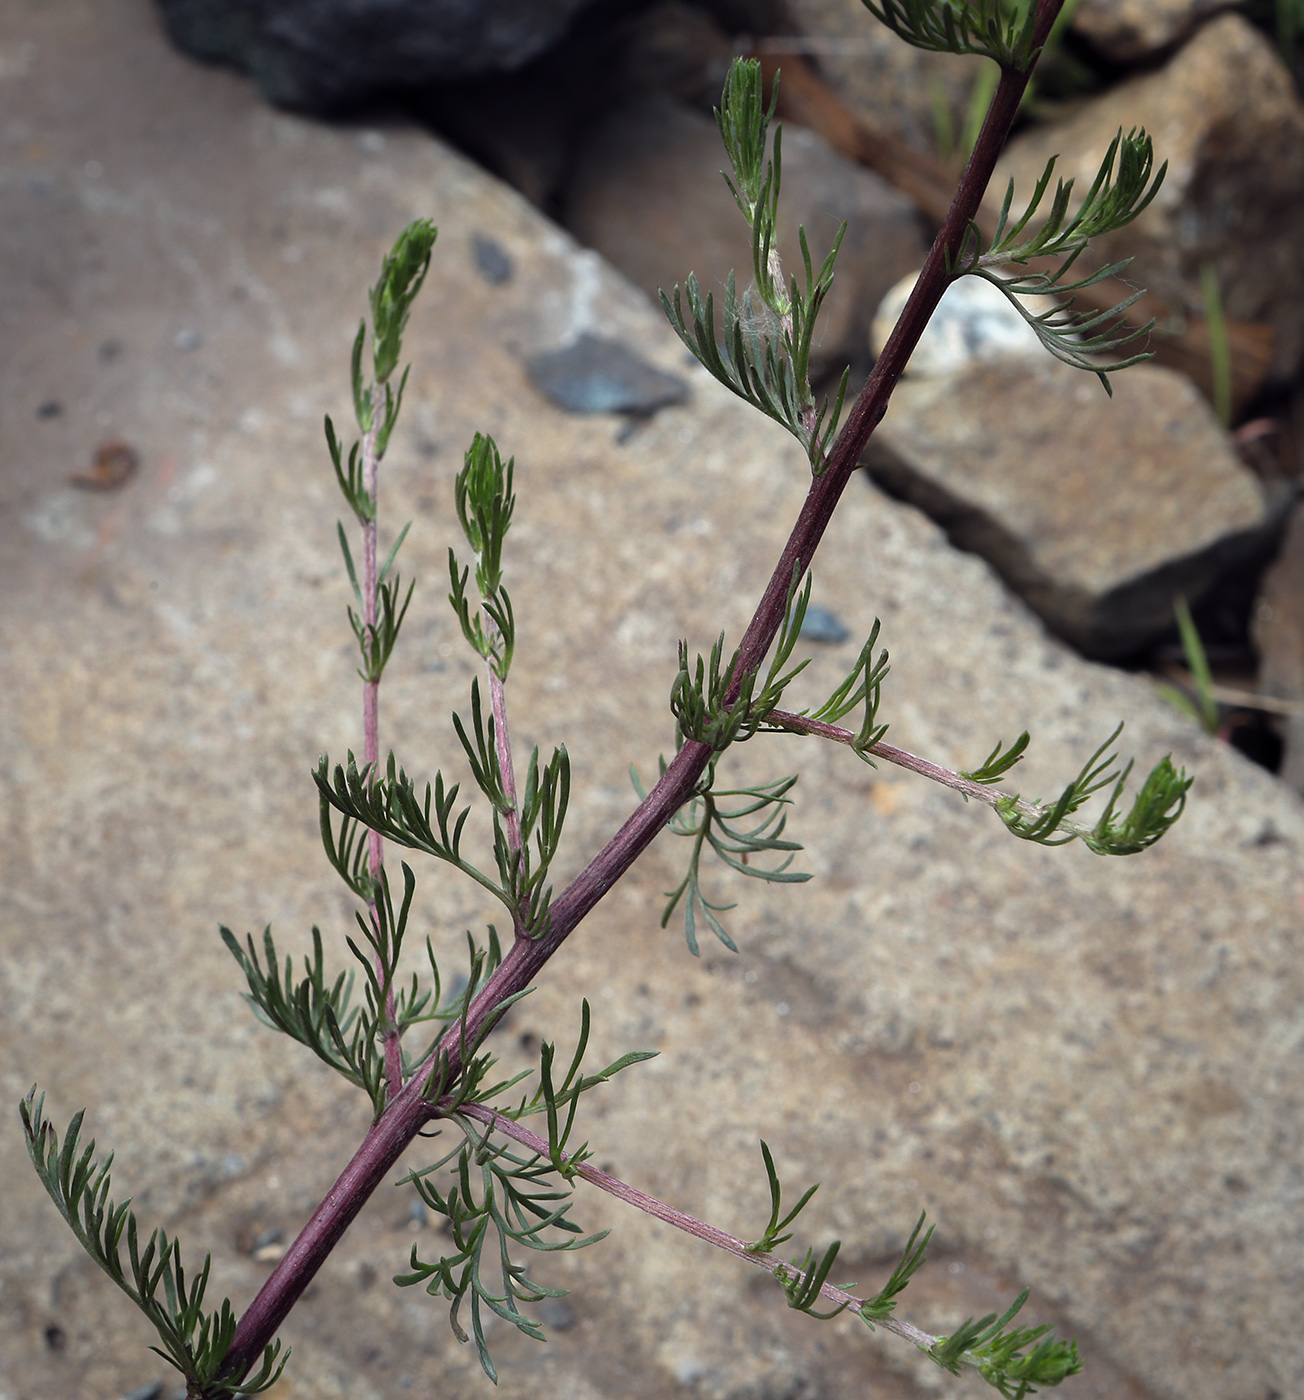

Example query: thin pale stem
[489,659,526,939]
[221,19,1063,1379]
[459,1104,939,1353]
[763,708,1108,840]
[360,387,402,1102]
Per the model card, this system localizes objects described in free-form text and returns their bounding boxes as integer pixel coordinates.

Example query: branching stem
[221,17,1063,1381]
[459,1104,939,1352]
[762,708,1106,839]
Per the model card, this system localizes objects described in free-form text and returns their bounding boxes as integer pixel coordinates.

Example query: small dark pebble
[120,1384,164,1400]
[44,1324,66,1351]
[36,399,63,419]
[526,333,689,416]
[799,606,851,644]
[71,439,138,491]
[471,232,513,285]
[537,1296,577,1331]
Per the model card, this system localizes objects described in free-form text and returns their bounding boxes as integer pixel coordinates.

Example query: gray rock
[470,230,514,285]
[797,603,850,643]
[564,93,929,377]
[4,7,1304,1400]
[863,356,1273,658]
[154,0,597,111]
[1253,503,1304,791]
[613,0,738,112]
[994,14,1304,380]
[1069,0,1233,61]
[783,0,980,157]
[525,332,689,414]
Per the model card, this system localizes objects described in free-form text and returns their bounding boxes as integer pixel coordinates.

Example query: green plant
[1200,261,1234,428]
[22,2,1191,1395]
[1156,595,1222,735]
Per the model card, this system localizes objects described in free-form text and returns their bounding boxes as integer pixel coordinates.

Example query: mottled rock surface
[1069,0,1233,61]
[995,14,1304,380]
[564,93,928,376]
[1254,504,1304,792]
[863,357,1273,658]
[783,0,980,156]
[4,6,1304,1400]
[155,0,598,111]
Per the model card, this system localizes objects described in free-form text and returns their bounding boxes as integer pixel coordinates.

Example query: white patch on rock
[871,270,1064,376]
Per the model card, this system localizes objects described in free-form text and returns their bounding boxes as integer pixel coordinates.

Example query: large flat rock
[863,356,1273,659]
[3,5,1304,1400]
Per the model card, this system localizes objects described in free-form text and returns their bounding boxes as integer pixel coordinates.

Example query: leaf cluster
[396,1003,652,1380]
[662,59,848,472]
[930,1289,1082,1398]
[19,1093,286,1399]
[450,433,516,680]
[339,517,415,683]
[958,128,1167,389]
[223,872,507,1116]
[509,999,658,1176]
[395,1122,601,1382]
[658,572,894,951]
[647,762,809,955]
[991,723,1190,854]
[317,714,569,940]
[792,619,891,757]
[862,0,1043,68]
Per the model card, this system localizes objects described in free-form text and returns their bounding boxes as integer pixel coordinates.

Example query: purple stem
[222,27,1062,1381]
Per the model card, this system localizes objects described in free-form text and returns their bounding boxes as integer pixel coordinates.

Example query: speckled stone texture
[2,5,1303,1400]
[862,356,1273,659]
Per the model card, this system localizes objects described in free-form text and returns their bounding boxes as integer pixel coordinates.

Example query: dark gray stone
[525,333,689,414]
[471,231,514,285]
[154,0,597,111]
[798,604,850,644]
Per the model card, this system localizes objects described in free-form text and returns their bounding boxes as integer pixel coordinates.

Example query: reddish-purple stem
[222,26,1061,1380]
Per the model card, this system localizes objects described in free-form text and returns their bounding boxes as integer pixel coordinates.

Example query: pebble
[471,231,513,285]
[799,605,851,644]
[525,333,688,415]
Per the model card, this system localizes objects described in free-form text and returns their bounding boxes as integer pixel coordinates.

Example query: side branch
[458,1104,939,1353]
[766,710,1017,806]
